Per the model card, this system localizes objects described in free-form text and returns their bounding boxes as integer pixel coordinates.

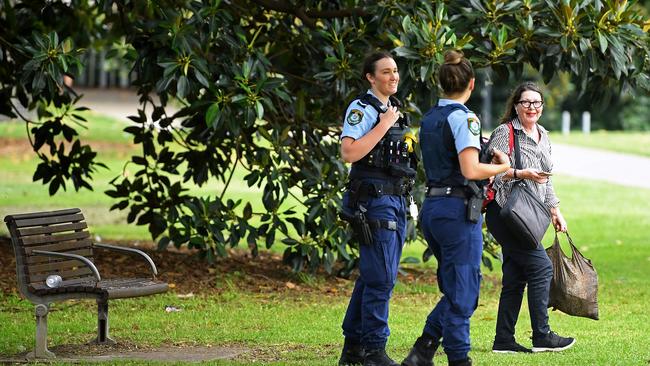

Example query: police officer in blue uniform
[401,51,510,366]
[338,51,417,366]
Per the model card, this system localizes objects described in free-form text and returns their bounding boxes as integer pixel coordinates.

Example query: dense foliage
[1,0,648,272]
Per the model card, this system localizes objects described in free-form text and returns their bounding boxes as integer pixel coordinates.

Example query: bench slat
[29,267,94,283]
[28,259,88,274]
[14,213,85,228]
[29,278,168,299]
[20,231,90,246]
[4,208,81,222]
[26,249,94,264]
[29,277,95,291]
[18,222,88,236]
[25,239,93,255]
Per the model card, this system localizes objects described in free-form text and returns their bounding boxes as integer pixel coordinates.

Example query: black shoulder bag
[498,125,551,249]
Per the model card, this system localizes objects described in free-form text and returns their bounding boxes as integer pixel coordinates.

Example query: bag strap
[554,231,589,262]
[564,231,586,261]
[358,93,385,127]
[552,232,564,254]
[509,122,523,170]
[507,122,515,155]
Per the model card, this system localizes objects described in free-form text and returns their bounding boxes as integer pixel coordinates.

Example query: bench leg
[92,299,116,345]
[28,304,55,359]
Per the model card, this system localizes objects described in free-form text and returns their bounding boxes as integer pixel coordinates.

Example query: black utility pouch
[388,163,416,178]
[355,206,373,245]
[466,195,483,223]
[466,181,484,224]
[339,206,373,245]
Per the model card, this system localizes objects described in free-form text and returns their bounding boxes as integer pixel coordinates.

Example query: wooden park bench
[4,208,169,359]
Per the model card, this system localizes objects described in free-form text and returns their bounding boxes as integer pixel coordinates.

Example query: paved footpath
[79,87,178,121]
[552,143,650,189]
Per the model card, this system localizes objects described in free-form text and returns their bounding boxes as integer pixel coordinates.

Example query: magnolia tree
[1,0,648,273]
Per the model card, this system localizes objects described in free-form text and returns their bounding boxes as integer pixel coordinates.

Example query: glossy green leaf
[176,75,189,98]
[206,103,220,128]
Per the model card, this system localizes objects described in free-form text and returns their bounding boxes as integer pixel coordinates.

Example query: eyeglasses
[517,100,544,109]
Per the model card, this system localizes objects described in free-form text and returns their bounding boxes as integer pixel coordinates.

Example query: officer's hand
[521,168,549,184]
[491,149,510,166]
[379,106,400,129]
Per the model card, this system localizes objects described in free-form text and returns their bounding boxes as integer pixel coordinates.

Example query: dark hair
[500,82,545,124]
[362,50,394,79]
[438,50,474,94]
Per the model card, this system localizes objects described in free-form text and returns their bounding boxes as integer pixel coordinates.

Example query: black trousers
[485,201,553,342]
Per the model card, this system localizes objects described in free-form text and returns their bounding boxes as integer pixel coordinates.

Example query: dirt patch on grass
[0,341,341,364]
[1,341,245,363]
[0,137,137,162]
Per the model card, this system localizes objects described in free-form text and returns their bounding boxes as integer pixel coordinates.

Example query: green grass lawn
[2,176,650,365]
[549,130,650,158]
[0,113,144,239]
[0,112,133,143]
[0,152,283,240]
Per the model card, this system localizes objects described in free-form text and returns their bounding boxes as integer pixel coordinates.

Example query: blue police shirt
[341,90,390,140]
[438,98,481,153]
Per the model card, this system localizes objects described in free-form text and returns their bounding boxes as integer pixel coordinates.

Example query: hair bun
[444,50,464,65]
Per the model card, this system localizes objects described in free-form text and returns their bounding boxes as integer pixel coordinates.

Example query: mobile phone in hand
[538,171,553,177]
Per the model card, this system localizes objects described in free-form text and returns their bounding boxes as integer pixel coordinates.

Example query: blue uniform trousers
[485,201,553,342]
[341,184,407,350]
[420,196,482,361]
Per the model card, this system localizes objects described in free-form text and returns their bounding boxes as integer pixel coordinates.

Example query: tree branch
[0,33,27,57]
[249,0,367,28]
[288,189,308,208]
[220,147,240,200]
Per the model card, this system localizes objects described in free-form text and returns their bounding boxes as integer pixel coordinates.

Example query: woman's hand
[340,106,400,163]
[378,106,400,129]
[550,207,568,232]
[518,168,549,184]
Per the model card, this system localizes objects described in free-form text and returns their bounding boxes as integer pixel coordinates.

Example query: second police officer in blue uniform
[401,51,510,366]
[338,51,418,366]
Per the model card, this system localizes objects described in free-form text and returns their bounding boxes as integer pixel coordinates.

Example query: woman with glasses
[485,82,575,354]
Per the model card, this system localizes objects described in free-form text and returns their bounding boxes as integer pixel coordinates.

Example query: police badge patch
[467,117,480,136]
[346,109,364,125]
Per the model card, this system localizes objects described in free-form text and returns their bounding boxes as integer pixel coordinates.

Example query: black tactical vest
[349,93,416,181]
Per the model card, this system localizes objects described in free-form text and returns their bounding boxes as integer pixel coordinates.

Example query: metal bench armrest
[94,243,158,277]
[30,250,102,281]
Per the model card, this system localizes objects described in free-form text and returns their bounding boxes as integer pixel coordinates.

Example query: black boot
[401,335,438,366]
[364,348,399,366]
[448,357,472,366]
[339,338,365,366]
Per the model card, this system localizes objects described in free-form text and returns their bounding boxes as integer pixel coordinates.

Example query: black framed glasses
[517,100,544,109]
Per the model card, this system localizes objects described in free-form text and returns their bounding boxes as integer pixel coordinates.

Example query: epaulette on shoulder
[358,93,384,114]
[356,99,368,108]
